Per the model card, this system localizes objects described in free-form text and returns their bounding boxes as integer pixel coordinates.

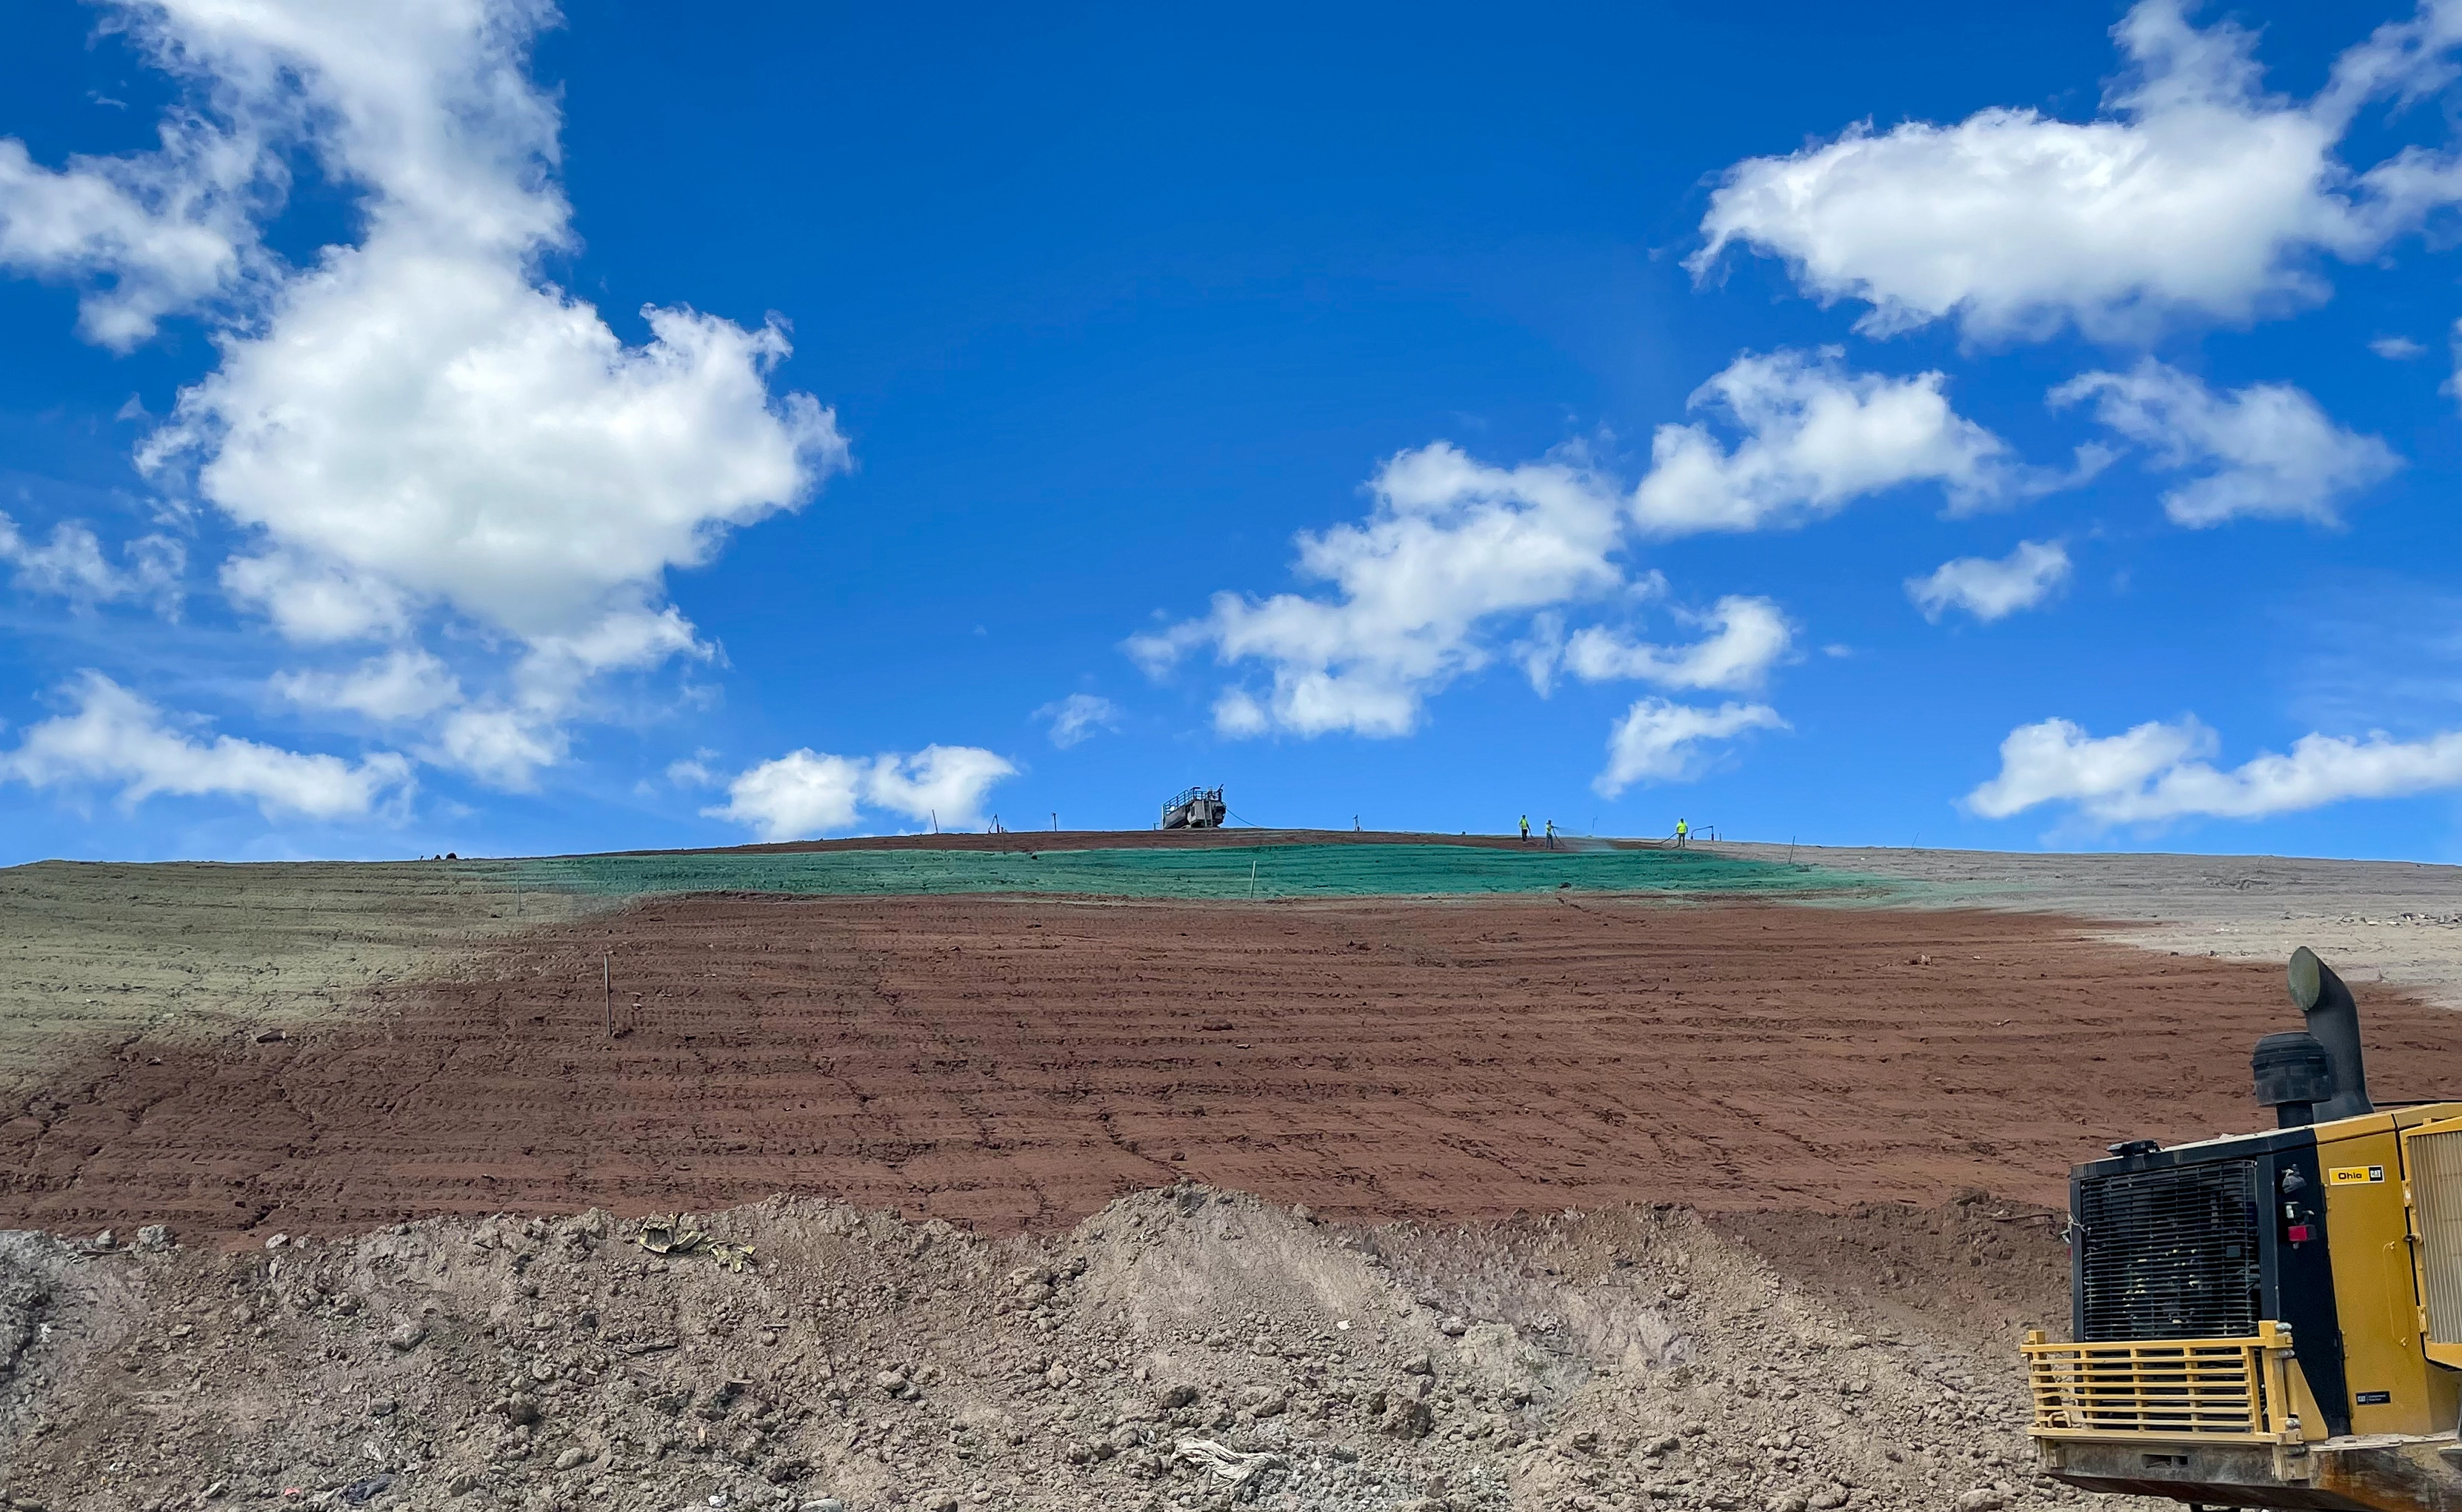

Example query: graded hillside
[7,890,2456,1242]
[1,832,2453,1512]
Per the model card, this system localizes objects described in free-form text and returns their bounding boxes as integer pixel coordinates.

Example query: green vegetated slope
[509,841,1895,903]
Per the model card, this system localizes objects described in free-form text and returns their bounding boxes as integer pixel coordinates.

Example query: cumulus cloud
[271,649,461,722]
[1558,595,1794,692]
[1211,689,1272,737]
[0,511,184,608]
[1594,698,1788,797]
[707,750,867,840]
[1130,442,1629,737]
[2051,360,2400,526]
[1966,715,2462,824]
[0,0,845,794]
[664,749,719,788]
[1630,349,2078,535]
[707,745,1017,841]
[2373,334,2429,359]
[1142,349,2074,748]
[866,746,1019,828]
[1036,693,1121,749]
[0,671,411,820]
[153,258,839,651]
[0,121,264,349]
[1906,541,2072,622]
[1692,0,2462,341]
[427,706,564,790]
[1135,390,1948,744]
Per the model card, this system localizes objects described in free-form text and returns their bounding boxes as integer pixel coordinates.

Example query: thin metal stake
[1248,857,1258,900]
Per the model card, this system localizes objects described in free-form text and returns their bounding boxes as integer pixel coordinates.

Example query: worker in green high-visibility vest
[1519,814,1530,844]
[1675,817,1689,849]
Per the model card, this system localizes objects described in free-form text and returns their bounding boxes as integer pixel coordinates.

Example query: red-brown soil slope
[5,894,2455,1240]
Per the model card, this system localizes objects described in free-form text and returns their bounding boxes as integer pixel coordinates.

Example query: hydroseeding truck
[2025,946,2462,1511]
[1158,785,1226,831]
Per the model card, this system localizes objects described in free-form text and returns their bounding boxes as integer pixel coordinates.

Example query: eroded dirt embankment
[7,894,2454,1242]
[0,1189,2130,1512]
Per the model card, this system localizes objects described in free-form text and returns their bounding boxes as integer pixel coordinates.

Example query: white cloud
[2051,360,2400,526]
[1212,689,1271,737]
[428,706,565,792]
[0,122,263,349]
[1594,698,1788,797]
[0,511,183,608]
[1036,693,1121,749]
[707,750,867,840]
[1511,611,1571,697]
[707,745,1018,841]
[1967,715,2462,824]
[1906,540,2072,622]
[2,0,846,794]
[1630,349,2065,535]
[1132,407,1889,737]
[156,250,841,650]
[665,749,719,788]
[2372,334,2429,358]
[1130,442,1630,737]
[1692,1,2462,341]
[865,746,1018,829]
[0,671,411,820]
[272,649,461,722]
[1560,595,1794,692]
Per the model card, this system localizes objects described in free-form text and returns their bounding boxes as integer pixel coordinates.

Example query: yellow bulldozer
[2025,947,2462,1511]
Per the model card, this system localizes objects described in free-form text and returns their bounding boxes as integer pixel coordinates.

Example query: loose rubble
[0,1187,2164,1511]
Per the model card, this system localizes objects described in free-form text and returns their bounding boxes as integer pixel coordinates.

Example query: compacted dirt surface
[8,893,2457,1242]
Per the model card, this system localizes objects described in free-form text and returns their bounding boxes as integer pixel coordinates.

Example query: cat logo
[2329,1165,2387,1185]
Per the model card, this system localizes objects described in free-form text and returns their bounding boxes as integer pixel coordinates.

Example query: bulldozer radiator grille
[2411,1126,2462,1347]
[2024,1325,2291,1442]
[2078,1161,2261,1342]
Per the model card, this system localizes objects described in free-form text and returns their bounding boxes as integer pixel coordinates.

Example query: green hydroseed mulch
[501,842,1900,903]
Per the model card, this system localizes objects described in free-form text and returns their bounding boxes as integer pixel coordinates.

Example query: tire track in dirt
[4,893,2460,1240]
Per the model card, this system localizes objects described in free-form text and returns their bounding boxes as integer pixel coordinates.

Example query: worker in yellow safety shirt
[1519,814,1530,843]
[1544,819,1556,849]
[1675,817,1688,849]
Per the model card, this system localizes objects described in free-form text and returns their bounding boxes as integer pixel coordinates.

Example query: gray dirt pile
[0,1188,2157,1512]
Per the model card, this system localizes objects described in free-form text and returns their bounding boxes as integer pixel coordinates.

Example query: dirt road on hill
[7,894,2453,1242]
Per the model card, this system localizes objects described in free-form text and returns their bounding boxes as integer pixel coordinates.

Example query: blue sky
[3,0,2461,863]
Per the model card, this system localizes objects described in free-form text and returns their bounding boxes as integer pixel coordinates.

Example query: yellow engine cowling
[2025,1105,2462,1511]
